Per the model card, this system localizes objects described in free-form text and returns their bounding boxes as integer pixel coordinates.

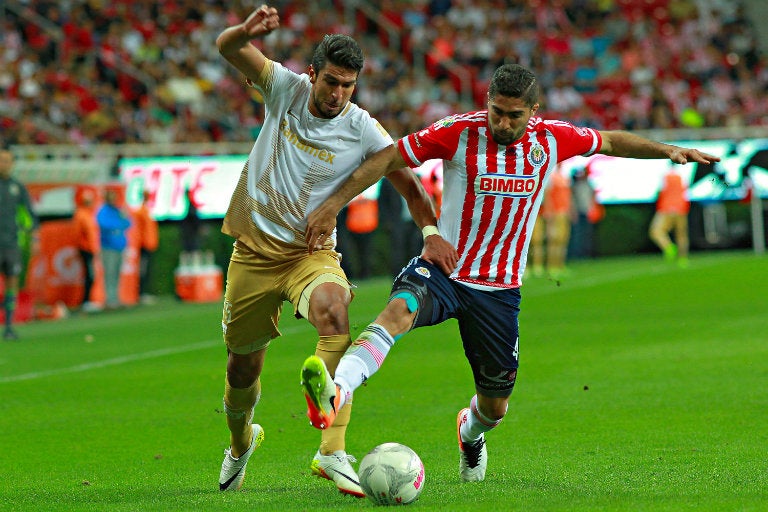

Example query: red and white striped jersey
[397,112,602,289]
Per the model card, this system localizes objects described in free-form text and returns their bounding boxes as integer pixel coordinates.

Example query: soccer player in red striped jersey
[300,63,719,482]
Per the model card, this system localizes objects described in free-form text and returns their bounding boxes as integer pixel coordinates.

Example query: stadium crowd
[1,0,765,146]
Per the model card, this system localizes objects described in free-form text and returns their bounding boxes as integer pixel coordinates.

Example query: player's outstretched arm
[216,5,280,86]
[306,145,404,252]
[599,130,720,165]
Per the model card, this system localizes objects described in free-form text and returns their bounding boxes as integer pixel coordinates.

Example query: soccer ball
[358,442,425,506]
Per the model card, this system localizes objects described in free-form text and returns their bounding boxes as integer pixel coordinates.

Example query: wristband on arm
[422,225,440,240]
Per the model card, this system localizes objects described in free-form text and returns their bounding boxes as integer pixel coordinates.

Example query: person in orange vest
[73,188,101,312]
[649,168,690,267]
[343,192,379,280]
[529,166,572,278]
[134,190,160,304]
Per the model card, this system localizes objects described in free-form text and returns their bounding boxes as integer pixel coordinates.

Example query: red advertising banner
[26,219,139,311]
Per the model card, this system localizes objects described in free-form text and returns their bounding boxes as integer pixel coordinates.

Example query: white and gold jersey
[223,59,392,255]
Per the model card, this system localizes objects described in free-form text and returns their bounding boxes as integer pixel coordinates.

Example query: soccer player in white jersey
[214,5,456,495]
[300,63,719,482]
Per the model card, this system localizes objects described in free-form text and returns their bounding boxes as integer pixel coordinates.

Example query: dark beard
[311,91,339,119]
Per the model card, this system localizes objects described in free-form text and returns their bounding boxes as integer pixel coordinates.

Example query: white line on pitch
[0,340,219,383]
[0,325,313,384]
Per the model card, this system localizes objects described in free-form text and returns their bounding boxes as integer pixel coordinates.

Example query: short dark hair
[312,34,364,75]
[489,64,539,107]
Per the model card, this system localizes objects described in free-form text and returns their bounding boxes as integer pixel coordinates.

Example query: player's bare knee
[385,296,413,316]
[312,281,351,305]
[377,300,416,335]
[308,282,351,332]
[310,300,349,332]
[387,274,433,332]
[227,369,256,388]
[227,351,263,388]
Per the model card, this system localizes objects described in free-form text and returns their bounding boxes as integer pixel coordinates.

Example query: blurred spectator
[73,188,101,312]
[649,168,690,267]
[0,0,766,145]
[179,187,203,264]
[425,15,456,80]
[97,188,131,309]
[529,166,572,279]
[569,167,602,260]
[342,193,379,280]
[546,77,585,117]
[160,61,206,115]
[0,148,38,340]
[378,179,422,278]
[133,190,159,304]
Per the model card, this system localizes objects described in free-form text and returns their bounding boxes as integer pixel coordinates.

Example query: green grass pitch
[1,251,766,511]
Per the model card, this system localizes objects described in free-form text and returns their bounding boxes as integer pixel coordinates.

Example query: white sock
[460,395,504,442]
[334,323,395,409]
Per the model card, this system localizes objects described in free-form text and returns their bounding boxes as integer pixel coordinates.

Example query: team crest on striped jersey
[415,266,431,278]
[527,142,547,169]
[433,115,458,130]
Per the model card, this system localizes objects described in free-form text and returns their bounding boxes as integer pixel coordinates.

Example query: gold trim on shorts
[297,273,350,319]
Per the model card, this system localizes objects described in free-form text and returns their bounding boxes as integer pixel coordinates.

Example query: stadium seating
[1,0,766,146]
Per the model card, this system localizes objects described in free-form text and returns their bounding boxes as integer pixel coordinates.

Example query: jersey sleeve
[541,120,603,162]
[361,116,394,157]
[251,60,304,106]
[397,115,463,168]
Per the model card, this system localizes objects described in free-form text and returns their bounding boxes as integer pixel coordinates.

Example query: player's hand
[669,148,720,165]
[306,204,338,254]
[242,5,280,37]
[420,235,458,275]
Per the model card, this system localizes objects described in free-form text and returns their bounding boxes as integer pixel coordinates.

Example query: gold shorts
[222,240,350,354]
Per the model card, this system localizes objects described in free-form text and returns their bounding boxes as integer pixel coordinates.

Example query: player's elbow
[215,33,228,55]
[216,31,241,58]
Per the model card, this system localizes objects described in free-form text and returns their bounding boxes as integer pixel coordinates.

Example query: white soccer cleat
[457,408,487,482]
[310,450,365,498]
[219,424,264,491]
[301,355,340,429]
[311,450,365,498]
